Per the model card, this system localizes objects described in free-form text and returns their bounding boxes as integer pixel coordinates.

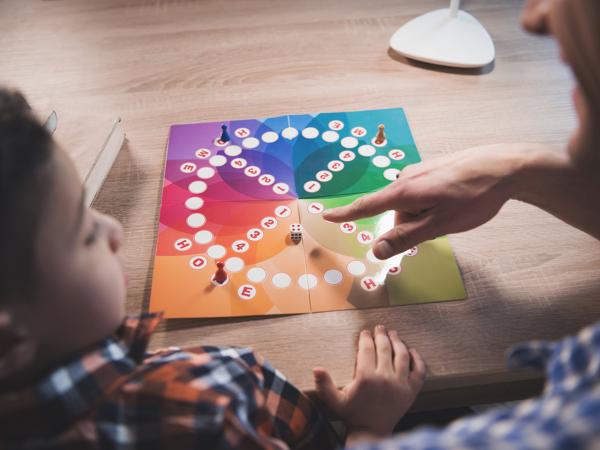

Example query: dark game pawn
[220,124,230,143]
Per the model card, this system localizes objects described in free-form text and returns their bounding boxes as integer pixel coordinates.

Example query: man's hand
[313,325,426,443]
[322,144,541,259]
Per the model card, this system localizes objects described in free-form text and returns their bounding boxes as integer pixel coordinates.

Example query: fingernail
[374,240,394,259]
[362,329,371,336]
[376,324,385,331]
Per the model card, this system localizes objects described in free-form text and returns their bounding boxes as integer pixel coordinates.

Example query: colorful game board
[150,108,466,318]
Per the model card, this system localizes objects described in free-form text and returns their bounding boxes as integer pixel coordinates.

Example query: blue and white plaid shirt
[350,320,600,450]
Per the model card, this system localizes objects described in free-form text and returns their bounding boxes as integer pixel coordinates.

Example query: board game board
[150,107,466,318]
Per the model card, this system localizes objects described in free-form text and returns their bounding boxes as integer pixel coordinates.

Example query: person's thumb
[313,367,345,415]
[373,215,437,259]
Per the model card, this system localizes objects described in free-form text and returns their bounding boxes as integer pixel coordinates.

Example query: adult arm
[323,144,600,259]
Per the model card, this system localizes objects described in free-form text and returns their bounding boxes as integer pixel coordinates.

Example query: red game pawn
[212,261,228,285]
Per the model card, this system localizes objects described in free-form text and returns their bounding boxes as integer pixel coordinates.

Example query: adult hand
[322,144,535,259]
[312,325,425,442]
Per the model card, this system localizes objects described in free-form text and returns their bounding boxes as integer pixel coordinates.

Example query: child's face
[23,147,126,370]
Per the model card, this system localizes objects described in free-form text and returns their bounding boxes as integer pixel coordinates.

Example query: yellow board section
[298,196,466,312]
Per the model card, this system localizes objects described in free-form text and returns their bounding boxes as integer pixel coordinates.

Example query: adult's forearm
[511,146,600,240]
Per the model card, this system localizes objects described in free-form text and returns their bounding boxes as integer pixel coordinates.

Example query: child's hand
[313,325,425,440]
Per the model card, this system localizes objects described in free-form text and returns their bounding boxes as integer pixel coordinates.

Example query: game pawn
[290,223,303,243]
[374,124,386,145]
[219,124,231,143]
[212,261,228,286]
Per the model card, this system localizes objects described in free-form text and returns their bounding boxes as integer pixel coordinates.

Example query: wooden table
[3,0,600,410]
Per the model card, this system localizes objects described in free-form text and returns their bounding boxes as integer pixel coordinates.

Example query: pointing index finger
[322,183,407,223]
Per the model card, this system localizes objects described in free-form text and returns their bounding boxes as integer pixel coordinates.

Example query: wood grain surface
[2,0,599,408]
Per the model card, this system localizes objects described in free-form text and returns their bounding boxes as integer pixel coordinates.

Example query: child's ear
[0,311,37,380]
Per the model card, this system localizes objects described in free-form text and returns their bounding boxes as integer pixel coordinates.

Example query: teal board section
[290,107,421,198]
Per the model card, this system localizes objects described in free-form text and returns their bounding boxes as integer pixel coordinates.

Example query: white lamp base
[389,8,495,69]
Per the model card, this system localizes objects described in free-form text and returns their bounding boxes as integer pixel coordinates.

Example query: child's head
[0,88,126,383]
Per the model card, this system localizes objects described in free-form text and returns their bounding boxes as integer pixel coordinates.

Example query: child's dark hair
[0,88,54,302]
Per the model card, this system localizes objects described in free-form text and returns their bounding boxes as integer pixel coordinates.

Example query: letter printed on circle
[328,120,344,130]
[231,157,247,169]
[351,126,366,137]
[234,127,250,138]
[389,149,405,160]
[275,205,292,218]
[174,238,192,252]
[340,222,357,233]
[245,165,261,177]
[316,170,333,182]
[195,148,211,159]
[339,151,356,162]
[238,284,256,300]
[360,276,379,291]
[303,181,321,193]
[357,230,374,244]
[189,256,207,270]
[404,246,418,256]
[180,162,197,174]
[327,160,344,172]
[388,265,402,275]
[247,228,264,241]
[232,240,249,253]
[258,174,275,186]
[308,202,324,214]
[261,216,278,229]
[273,182,289,194]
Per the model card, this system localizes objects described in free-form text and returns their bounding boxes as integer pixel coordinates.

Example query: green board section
[291,108,421,198]
[387,237,466,305]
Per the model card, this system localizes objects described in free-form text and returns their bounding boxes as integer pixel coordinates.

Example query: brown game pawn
[213,261,228,285]
[374,124,386,144]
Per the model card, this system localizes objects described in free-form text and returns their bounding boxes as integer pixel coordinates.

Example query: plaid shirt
[0,313,340,450]
[350,320,600,450]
